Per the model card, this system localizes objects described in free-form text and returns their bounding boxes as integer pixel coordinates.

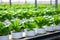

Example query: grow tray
[10,31,60,40]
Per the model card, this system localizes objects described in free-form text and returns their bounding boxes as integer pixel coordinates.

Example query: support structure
[12,31,60,40]
[25,0,27,4]
[10,0,12,6]
[1,0,2,3]
[55,0,58,9]
[35,0,37,8]
[50,0,52,5]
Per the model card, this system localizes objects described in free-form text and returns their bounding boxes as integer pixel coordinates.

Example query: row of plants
[0,4,60,40]
[0,15,60,40]
[0,8,60,21]
[1,4,60,11]
[0,4,53,10]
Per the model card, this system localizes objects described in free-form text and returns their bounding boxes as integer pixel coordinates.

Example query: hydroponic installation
[0,0,60,40]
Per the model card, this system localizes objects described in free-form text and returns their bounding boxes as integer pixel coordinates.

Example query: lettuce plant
[46,16,54,26]
[10,19,23,32]
[0,21,11,36]
[34,16,48,28]
[53,15,60,25]
[24,21,38,31]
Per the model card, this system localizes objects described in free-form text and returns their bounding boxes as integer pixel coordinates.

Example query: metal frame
[25,0,27,4]
[27,31,60,40]
[55,0,58,9]
[35,0,37,8]
[50,0,52,5]
[1,0,2,3]
[10,0,12,6]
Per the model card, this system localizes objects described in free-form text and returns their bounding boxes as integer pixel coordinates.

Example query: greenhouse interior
[0,0,60,40]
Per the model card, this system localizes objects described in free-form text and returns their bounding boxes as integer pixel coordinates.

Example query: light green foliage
[0,4,60,33]
[10,19,23,32]
[0,21,11,36]
[24,21,38,31]
[53,15,60,25]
